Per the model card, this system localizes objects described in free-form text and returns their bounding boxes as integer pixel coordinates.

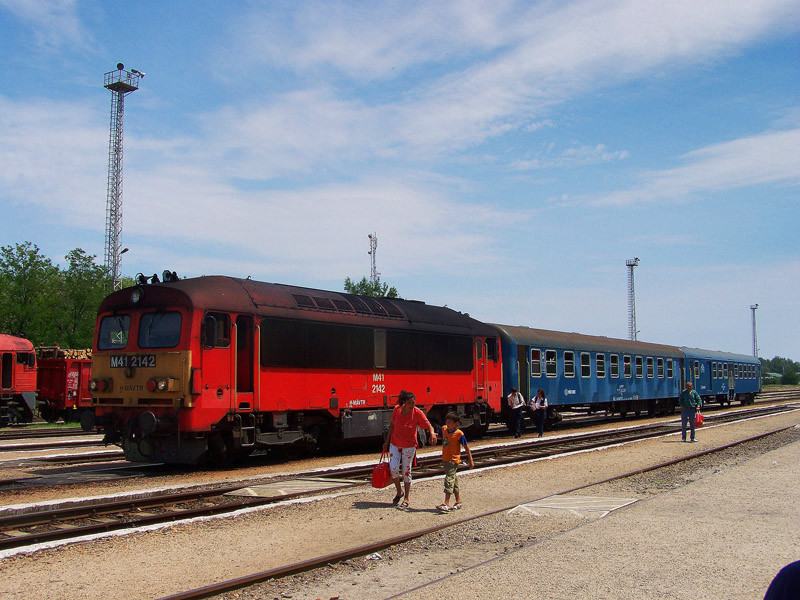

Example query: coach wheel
[634,409,641,418]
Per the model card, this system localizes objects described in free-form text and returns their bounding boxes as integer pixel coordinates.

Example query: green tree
[781,370,799,385]
[58,248,110,347]
[344,276,399,298]
[0,242,60,342]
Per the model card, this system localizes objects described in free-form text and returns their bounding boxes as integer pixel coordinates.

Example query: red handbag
[694,411,704,428]
[371,452,392,488]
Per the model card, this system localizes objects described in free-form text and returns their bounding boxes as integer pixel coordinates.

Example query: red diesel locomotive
[0,334,38,426]
[83,275,503,464]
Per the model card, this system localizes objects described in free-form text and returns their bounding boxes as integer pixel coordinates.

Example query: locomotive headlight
[90,378,109,392]
[130,287,144,304]
[89,379,98,392]
[157,378,168,391]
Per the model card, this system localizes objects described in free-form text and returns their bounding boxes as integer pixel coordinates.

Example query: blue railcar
[679,347,761,405]
[492,325,683,424]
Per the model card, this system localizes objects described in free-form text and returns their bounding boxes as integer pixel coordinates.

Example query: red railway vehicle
[0,334,37,426]
[83,275,503,464]
[36,347,92,423]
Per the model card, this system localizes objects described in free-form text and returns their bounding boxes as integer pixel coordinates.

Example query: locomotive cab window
[374,329,387,369]
[596,354,606,378]
[139,312,182,349]
[475,341,483,361]
[97,314,131,350]
[203,312,230,348]
[580,352,591,378]
[485,338,498,362]
[545,350,557,377]
[530,349,542,377]
[564,351,575,378]
[610,355,620,378]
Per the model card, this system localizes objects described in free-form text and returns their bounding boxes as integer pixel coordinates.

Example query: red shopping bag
[694,411,704,428]
[371,453,392,488]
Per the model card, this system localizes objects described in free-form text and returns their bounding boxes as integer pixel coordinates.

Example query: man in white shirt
[507,386,526,438]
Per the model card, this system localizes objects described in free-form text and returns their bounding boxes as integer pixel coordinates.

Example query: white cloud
[0,0,89,49]
[592,128,800,205]
[511,143,629,170]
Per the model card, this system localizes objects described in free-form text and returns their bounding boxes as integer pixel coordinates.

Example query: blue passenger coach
[493,325,683,424]
[679,347,761,406]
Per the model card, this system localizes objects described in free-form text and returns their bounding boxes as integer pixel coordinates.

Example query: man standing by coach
[507,386,526,438]
[679,381,702,442]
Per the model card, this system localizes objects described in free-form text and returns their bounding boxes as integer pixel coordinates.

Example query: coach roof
[492,324,684,357]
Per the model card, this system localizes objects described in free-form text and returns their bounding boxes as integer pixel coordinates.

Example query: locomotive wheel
[208,432,232,467]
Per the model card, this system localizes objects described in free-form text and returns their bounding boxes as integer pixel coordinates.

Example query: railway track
[0,427,90,442]
[0,401,795,555]
[156,421,800,600]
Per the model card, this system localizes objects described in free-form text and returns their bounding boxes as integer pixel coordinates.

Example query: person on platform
[383,390,437,508]
[679,381,702,442]
[436,412,474,512]
[507,386,526,438]
[532,388,548,438]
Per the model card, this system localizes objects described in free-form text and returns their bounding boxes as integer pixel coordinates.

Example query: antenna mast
[368,233,380,286]
[750,304,759,358]
[626,258,640,341]
[104,63,142,290]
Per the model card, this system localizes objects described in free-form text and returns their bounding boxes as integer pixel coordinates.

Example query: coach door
[234,315,254,412]
[517,345,530,403]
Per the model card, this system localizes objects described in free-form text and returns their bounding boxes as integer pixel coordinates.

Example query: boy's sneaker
[453,503,462,510]
[436,504,451,512]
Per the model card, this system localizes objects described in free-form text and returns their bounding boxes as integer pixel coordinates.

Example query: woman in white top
[533,388,548,437]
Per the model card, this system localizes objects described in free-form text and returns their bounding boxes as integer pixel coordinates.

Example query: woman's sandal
[453,503,462,510]
[392,494,403,505]
[398,501,409,508]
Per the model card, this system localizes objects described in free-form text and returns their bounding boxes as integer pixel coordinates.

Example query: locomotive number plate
[109,354,156,368]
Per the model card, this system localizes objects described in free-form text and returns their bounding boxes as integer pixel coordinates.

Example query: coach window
[623,355,632,378]
[596,354,606,378]
[545,350,557,377]
[712,362,717,379]
[723,363,728,378]
[610,355,619,378]
[646,357,654,378]
[564,351,575,378]
[667,359,674,379]
[656,358,663,378]
[581,352,591,378]
[693,361,700,380]
[531,349,542,377]
[635,356,643,378]
[734,364,739,379]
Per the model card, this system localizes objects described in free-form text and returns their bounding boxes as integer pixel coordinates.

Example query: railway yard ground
[0,399,798,600]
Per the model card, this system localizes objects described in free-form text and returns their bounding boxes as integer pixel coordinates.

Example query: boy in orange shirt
[437,412,474,512]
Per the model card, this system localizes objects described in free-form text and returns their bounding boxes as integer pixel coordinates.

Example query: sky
[0,0,798,360]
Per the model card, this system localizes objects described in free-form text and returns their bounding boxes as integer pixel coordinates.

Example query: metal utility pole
[104,63,143,290]
[750,304,759,358]
[368,233,379,286]
[626,258,640,341]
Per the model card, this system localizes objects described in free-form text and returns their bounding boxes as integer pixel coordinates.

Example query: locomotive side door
[474,338,487,399]
[0,352,11,390]
[234,315,254,412]
[202,312,233,413]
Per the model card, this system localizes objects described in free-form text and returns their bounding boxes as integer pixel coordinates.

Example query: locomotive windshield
[138,311,182,348]
[97,315,131,350]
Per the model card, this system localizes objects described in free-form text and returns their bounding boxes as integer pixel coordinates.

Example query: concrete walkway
[396,435,800,600]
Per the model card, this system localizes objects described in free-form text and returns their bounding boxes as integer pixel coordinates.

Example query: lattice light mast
[368,233,380,286]
[104,63,143,290]
[626,257,640,341]
[750,304,759,358]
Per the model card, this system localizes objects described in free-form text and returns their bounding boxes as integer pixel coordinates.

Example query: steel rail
[157,425,797,600]
[1,403,795,553]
